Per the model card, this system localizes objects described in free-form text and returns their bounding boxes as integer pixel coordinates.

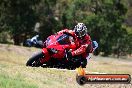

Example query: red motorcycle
[26,33,87,69]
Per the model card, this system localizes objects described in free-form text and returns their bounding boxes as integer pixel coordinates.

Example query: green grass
[0,73,38,88]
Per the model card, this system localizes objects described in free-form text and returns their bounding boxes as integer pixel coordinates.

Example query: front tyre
[26,51,44,67]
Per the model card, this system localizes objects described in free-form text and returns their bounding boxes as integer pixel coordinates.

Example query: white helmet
[74,23,87,38]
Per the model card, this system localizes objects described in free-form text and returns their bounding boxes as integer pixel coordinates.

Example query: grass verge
[0,73,38,88]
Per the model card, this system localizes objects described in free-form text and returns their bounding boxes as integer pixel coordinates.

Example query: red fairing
[42,48,48,54]
[41,48,50,63]
[41,33,76,62]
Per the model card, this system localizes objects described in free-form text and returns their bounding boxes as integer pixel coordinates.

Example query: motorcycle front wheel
[26,51,44,67]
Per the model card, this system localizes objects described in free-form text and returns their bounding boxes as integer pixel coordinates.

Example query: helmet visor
[76,29,86,38]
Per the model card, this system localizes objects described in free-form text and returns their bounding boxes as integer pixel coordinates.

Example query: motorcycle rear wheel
[26,51,44,67]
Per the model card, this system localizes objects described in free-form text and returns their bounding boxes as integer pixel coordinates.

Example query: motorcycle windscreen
[57,34,72,45]
[45,34,72,46]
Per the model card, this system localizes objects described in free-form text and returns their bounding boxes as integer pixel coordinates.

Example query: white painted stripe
[49,68,107,74]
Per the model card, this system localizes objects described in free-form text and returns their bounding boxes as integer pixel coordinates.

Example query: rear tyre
[26,51,44,67]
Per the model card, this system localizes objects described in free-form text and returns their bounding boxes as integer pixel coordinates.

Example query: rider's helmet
[74,23,87,38]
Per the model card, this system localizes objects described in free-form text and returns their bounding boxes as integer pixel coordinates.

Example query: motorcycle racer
[26,23,98,69]
[57,23,98,67]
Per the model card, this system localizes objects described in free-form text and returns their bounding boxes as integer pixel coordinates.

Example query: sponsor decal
[76,67,131,85]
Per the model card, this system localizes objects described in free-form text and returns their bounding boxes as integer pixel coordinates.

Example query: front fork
[40,48,50,63]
